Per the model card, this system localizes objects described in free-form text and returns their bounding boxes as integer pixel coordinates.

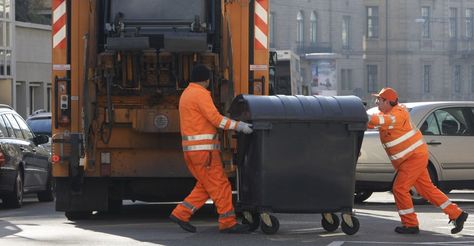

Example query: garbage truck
[51,0,270,220]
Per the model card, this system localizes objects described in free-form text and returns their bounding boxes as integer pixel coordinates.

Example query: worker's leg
[392,156,426,227]
[201,151,236,230]
[171,181,209,222]
[171,151,211,222]
[176,151,236,230]
[413,167,462,220]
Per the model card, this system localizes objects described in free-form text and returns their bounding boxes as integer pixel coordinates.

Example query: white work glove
[236,121,253,134]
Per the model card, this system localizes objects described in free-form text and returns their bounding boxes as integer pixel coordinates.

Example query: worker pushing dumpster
[229,94,367,235]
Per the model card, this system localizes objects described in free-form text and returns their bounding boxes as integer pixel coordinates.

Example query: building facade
[0,0,52,118]
[270,0,365,97]
[15,21,51,117]
[364,0,474,106]
[271,0,474,105]
[0,0,14,109]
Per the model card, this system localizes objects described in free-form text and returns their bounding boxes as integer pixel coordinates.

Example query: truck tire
[65,211,92,221]
[354,190,373,203]
[107,198,123,214]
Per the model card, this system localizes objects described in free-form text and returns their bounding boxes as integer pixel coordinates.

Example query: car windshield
[27,118,51,137]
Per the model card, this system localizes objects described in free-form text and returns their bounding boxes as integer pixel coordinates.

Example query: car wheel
[4,170,24,208]
[411,166,437,205]
[37,174,55,202]
[354,190,373,203]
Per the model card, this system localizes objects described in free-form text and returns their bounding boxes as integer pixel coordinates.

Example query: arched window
[310,11,317,45]
[297,11,304,46]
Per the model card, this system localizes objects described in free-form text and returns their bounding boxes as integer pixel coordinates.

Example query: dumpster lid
[229,94,368,123]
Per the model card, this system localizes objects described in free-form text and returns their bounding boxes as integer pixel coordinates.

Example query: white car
[355,101,474,203]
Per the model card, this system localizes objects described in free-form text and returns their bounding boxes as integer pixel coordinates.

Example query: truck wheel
[260,214,279,235]
[4,170,23,208]
[37,175,55,202]
[107,199,123,214]
[65,211,92,221]
[340,214,359,235]
[354,190,373,203]
[321,213,340,232]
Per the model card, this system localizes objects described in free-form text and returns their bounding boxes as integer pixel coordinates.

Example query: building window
[5,0,10,19]
[450,8,457,39]
[367,65,378,93]
[297,11,304,47]
[5,49,10,75]
[0,1,4,19]
[454,65,462,93]
[310,11,317,45]
[342,16,351,49]
[423,65,431,93]
[471,65,474,93]
[29,82,45,115]
[269,12,275,47]
[47,84,52,112]
[367,6,379,38]
[0,22,3,47]
[466,9,473,39]
[0,50,4,75]
[421,7,430,38]
[341,69,353,90]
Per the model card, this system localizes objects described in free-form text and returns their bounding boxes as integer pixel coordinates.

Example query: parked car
[26,110,52,150]
[356,101,474,204]
[0,105,52,208]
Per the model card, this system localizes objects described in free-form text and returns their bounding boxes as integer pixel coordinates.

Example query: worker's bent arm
[368,111,407,130]
[197,92,238,130]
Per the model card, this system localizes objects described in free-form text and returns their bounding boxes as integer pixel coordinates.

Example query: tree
[15,0,51,25]
[15,0,30,22]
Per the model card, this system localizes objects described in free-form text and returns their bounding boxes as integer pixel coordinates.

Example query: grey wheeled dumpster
[229,94,367,235]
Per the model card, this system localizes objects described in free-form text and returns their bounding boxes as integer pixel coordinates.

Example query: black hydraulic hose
[101,74,114,144]
[82,33,90,152]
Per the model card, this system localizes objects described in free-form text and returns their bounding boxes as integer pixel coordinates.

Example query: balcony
[295,42,332,55]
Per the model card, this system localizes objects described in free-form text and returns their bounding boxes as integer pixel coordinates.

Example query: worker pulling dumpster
[368,87,469,234]
[170,64,253,234]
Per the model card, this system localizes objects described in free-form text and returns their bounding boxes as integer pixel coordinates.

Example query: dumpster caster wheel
[242,211,260,232]
[340,214,359,235]
[260,213,279,234]
[321,213,340,232]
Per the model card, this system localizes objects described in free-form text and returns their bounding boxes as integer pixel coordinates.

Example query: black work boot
[169,214,196,233]
[451,211,468,234]
[220,223,250,234]
[394,226,420,234]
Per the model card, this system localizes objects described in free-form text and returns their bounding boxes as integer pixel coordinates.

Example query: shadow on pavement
[0,220,22,238]
[64,200,474,246]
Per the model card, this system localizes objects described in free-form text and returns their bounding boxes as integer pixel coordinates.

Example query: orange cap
[372,87,398,102]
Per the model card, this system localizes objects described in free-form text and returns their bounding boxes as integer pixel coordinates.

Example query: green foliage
[15,0,51,25]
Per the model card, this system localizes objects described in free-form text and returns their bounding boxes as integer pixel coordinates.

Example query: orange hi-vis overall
[171,83,240,230]
[368,105,462,227]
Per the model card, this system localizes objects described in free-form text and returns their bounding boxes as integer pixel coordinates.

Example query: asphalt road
[0,191,473,245]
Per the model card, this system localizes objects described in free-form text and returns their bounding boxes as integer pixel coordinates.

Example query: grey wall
[15,21,51,117]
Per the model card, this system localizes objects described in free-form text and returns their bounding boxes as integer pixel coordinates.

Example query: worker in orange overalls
[170,64,253,233]
[368,87,468,234]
